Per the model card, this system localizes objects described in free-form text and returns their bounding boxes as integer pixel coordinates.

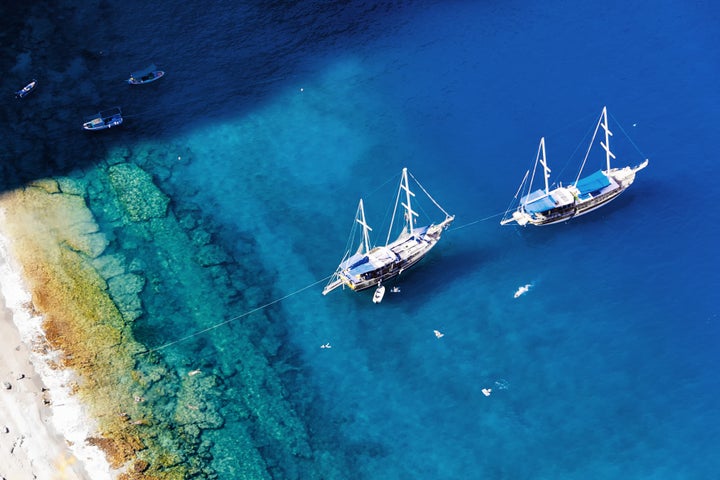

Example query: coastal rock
[28,178,60,194]
[65,231,110,259]
[26,191,111,259]
[108,163,170,222]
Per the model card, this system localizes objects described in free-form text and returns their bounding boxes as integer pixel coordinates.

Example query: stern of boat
[501,210,531,226]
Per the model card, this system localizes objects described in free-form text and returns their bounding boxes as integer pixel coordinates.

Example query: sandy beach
[0,294,89,480]
[0,196,114,480]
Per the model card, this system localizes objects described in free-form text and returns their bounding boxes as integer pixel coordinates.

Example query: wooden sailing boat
[322,168,455,295]
[501,107,649,226]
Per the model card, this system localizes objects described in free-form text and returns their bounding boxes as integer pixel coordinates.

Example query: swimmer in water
[514,284,532,298]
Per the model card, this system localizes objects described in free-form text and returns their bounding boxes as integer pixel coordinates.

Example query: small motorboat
[15,79,37,98]
[83,107,123,131]
[372,284,386,304]
[127,64,165,84]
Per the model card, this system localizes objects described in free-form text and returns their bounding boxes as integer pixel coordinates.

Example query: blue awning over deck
[575,170,610,196]
[521,190,558,214]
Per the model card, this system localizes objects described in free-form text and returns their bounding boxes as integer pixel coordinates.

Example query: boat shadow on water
[362,244,489,310]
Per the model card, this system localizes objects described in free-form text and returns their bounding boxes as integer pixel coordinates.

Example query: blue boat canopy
[520,189,546,205]
[575,170,610,196]
[524,194,557,214]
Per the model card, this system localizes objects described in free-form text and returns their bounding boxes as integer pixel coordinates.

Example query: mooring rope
[448,211,505,231]
[139,274,332,355]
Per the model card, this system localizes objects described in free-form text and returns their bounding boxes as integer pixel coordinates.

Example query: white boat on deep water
[500,107,649,227]
[15,79,37,98]
[323,168,454,295]
[82,107,123,131]
[127,64,165,84]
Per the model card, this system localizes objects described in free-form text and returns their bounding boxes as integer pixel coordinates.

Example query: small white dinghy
[127,64,165,84]
[372,284,386,303]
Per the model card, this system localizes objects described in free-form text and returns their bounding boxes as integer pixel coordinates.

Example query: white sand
[0,233,113,480]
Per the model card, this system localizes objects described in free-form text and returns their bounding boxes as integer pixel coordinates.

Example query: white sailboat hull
[323,217,454,294]
[508,160,648,226]
[501,107,648,227]
[323,168,454,296]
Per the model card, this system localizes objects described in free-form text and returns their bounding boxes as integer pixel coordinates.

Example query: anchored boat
[322,168,454,295]
[127,64,165,84]
[15,79,37,98]
[500,106,649,227]
[82,107,123,131]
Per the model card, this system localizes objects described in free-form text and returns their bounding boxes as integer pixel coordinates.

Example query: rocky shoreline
[0,149,341,479]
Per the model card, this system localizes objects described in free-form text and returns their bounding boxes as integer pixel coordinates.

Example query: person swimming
[514,284,532,298]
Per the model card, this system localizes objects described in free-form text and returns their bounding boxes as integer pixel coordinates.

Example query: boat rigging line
[138,274,332,356]
[608,111,649,159]
[448,211,505,231]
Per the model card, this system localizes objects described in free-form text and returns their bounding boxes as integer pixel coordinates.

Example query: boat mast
[600,106,615,171]
[574,107,606,186]
[538,137,551,194]
[400,168,418,236]
[356,199,372,254]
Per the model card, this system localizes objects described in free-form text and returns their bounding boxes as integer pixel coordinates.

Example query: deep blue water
[3,0,719,478]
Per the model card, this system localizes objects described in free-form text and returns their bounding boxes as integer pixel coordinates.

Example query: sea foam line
[0,224,113,480]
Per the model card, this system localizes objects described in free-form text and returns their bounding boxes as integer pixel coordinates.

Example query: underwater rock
[107,273,145,316]
[154,165,172,182]
[190,228,211,246]
[65,231,110,259]
[108,163,170,222]
[128,258,146,275]
[28,178,60,194]
[107,146,131,166]
[56,176,87,196]
[17,189,111,259]
[92,253,127,280]
[178,212,198,230]
[195,244,230,267]
[174,374,224,430]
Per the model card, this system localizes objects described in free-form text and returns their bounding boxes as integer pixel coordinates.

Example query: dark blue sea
[2,1,719,478]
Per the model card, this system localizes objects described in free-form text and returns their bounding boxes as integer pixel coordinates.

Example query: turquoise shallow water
[3,1,719,478]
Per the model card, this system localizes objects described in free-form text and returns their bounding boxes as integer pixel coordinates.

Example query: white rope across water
[140,274,332,355]
[141,213,507,354]
[448,211,506,231]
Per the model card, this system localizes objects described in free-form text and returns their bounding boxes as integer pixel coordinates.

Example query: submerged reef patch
[0,149,344,478]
